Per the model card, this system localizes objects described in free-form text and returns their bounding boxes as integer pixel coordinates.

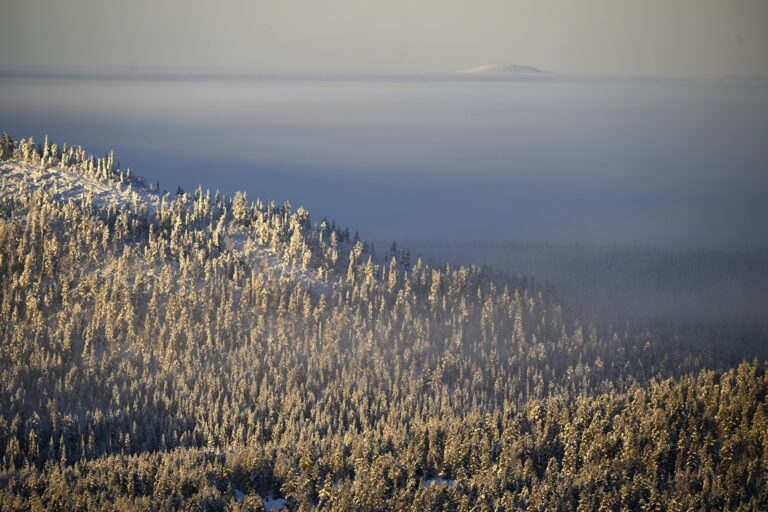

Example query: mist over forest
[4,0,768,508]
[2,59,768,512]
[405,239,768,358]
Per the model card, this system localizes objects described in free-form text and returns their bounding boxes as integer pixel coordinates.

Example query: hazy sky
[2,0,767,77]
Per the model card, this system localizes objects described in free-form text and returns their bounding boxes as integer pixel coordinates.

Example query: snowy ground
[233,488,246,502]
[263,496,287,511]
[227,232,331,294]
[0,160,158,212]
[423,476,455,487]
[232,488,286,510]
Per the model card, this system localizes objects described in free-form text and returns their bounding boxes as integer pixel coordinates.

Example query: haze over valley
[2,0,768,510]
[3,72,767,253]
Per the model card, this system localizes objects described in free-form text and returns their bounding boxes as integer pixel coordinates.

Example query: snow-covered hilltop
[0,160,158,214]
[457,63,546,74]
[0,134,158,214]
[0,133,364,293]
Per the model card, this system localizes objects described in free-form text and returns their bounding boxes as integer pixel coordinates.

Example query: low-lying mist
[2,72,767,252]
[404,239,768,358]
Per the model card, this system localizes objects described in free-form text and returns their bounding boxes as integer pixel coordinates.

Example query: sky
[2,0,768,77]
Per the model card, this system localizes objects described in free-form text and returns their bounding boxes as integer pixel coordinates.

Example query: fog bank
[2,73,767,252]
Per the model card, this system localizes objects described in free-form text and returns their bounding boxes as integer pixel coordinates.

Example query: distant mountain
[457,63,546,74]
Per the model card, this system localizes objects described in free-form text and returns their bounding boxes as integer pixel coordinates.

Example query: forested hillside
[405,239,768,359]
[1,134,766,510]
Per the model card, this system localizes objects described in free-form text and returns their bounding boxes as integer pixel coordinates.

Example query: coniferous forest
[1,134,767,511]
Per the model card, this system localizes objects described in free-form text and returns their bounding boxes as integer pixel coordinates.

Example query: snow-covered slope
[1,157,331,292]
[0,159,158,212]
[227,233,330,293]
